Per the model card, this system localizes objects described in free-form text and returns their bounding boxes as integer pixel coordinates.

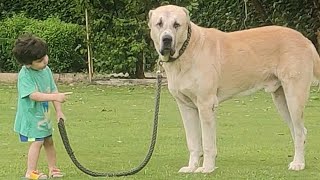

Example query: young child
[12,33,72,179]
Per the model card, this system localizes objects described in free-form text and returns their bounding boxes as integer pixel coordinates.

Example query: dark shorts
[19,134,52,142]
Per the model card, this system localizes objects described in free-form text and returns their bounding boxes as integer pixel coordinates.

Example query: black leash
[57,73,162,177]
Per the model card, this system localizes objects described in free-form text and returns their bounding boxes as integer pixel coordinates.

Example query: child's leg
[43,136,64,178]
[43,136,56,171]
[26,141,44,176]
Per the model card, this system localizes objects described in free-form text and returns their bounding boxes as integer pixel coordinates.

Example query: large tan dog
[148,5,320,173]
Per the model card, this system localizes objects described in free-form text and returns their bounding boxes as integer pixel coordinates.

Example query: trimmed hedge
[0,14,86,73]
[0,14,34,72]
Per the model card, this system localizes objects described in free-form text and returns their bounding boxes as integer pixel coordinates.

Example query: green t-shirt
[14,66,57,138]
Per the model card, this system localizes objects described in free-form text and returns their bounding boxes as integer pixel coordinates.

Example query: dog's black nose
[160,34,174,56]
[162,35,172,45]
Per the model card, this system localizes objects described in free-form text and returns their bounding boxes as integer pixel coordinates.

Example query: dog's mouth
[160,47,175,57]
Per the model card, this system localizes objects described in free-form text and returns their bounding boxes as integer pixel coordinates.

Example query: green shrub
[93,18,155,75]
[0,15,86,73]
[0,14,35,72]
[0,0,82,24]
[24,17,86,73]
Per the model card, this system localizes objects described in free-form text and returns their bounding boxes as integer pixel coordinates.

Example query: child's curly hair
[12,33,48,65]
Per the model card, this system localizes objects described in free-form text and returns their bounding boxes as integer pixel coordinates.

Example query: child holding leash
[12,33,72,179]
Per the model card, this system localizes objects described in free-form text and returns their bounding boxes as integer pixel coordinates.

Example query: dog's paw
[194,166,217,173]
[288,161,305,171]
[178,166,197,173]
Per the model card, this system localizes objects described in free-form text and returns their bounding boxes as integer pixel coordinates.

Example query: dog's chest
[166,69,198,106]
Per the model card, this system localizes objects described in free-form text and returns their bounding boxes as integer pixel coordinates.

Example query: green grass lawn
[1,82,320,180]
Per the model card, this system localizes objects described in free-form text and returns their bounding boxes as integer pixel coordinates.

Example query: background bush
[0,14,86,73]
[24,18,86,73]
[0,14,35,72]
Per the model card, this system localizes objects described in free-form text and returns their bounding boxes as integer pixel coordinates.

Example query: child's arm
[29,91,71,103]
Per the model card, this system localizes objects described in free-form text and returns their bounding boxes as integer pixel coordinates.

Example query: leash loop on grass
[58,73,162,177]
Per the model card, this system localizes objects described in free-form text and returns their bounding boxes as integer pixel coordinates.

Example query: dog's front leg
[195,95,218,173]
[176,99,202,173]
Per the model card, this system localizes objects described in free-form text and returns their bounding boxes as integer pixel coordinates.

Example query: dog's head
[148,5,190,61]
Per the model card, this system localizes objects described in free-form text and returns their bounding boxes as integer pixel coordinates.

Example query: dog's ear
[182,7,190,23]
[182,7,189,17]
[148,10,154,28]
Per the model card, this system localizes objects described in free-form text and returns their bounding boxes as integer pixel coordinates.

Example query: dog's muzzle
[160,34,175,56]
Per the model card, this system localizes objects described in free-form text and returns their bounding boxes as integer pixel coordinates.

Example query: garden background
[1,1,320,179]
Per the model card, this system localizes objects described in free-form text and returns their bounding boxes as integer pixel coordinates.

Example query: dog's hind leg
[176,99,202,173]
[282,78,311,171]
[271,86,295,140]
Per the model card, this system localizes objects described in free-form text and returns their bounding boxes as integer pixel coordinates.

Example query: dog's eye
[173,22,180,29]
[156,20,163,28]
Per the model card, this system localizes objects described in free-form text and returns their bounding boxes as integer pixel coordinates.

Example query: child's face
[28,55,49,70]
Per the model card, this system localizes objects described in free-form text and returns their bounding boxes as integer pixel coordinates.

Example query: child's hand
[56,92,73,103]
[56,111,66,122]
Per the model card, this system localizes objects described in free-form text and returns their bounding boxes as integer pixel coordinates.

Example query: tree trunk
[135,51,145,79]
[250,0,273,25]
